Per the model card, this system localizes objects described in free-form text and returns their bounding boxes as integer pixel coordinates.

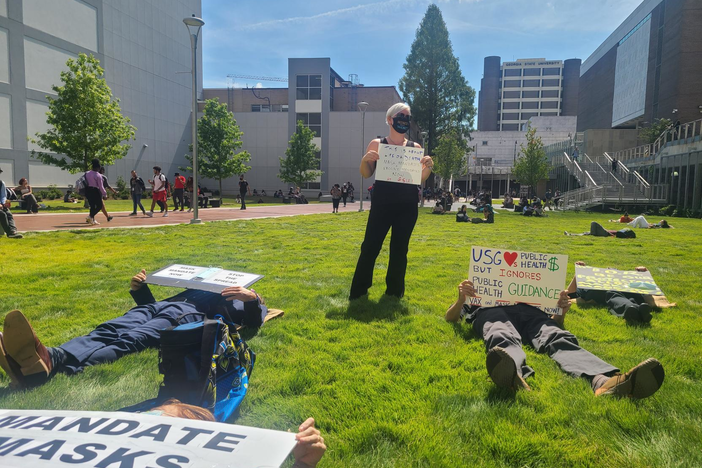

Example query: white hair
[386,103,411,123]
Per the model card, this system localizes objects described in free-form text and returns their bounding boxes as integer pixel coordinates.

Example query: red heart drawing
[503,251,518,266]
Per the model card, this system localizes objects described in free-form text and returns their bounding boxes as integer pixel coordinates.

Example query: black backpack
[616,228,636,238]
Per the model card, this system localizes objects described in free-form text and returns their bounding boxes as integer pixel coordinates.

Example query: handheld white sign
[0,409,297,468]
[468,246,568,315]
[146,264,263,293]
[575,266,663,295]
[375,144,424,185]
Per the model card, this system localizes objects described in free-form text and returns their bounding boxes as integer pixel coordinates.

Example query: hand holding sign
[375,144,424,185]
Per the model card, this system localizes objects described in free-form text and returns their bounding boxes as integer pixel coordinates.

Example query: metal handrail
[584,171,597,187]
[612,118,702,163]
[633,170,650,188]
[585,153,594,164]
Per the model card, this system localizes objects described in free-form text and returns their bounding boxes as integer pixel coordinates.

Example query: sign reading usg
[468,246,568,314]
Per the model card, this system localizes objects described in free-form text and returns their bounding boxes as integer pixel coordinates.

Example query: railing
[612,118,702,163]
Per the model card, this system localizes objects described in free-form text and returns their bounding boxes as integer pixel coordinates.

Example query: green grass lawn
[1,209,700,467]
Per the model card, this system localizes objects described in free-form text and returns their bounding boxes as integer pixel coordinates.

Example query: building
[0,0,201,187]
[477,57,581,131]
[577,0,702,132]
[203,58,419,195]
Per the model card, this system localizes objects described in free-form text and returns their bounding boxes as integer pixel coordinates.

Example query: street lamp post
[357,101,369,212]
[183,15,204,224]
[420,131,428,207]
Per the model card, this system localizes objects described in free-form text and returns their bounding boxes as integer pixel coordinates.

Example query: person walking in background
[172,172,186,211]
[129,170,147,216]
[341,183,349,207]
[85,159,106,225]
[147,166,168,217]
[98,167,117,222]
[0,168,22,238]
[572,147,579,162]
[330,184,342,213]
[612,158,618,173]
[239,175,251,210]
[350,102,434,300]
[348,182,355,202]
[185,176,194,212]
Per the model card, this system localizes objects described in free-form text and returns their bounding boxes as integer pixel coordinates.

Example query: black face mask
[392,114,410,134]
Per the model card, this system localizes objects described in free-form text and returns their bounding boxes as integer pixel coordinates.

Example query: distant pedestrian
[186,176,194,212]
[611,158,618,173]
[0,168,23,238]
[173,172,186,211]
[84,159,106,225]
[330,184,342,213]
[239,175,251,210]
[348,182,355,202]
[129,170,147,216]
[341,183,349,207]
[572,147,579,162]
[99,167,117,222]
[147,166,168,217]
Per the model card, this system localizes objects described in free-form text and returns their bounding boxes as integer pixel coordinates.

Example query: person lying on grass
[0,269,275,389]
[444,280,664,397]
[564,222,635,238]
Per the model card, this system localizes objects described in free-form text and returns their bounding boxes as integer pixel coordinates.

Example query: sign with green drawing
[575,266,662,295]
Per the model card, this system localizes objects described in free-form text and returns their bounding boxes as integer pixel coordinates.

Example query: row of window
[502,90,560,99]
[502,79,561,88]
[503,67,561,77]
[499,111,559,121]
[251,104,289,112]
[297,74,322,100]
[502,101,559,110]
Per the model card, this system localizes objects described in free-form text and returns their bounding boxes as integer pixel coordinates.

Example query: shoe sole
[0,334,24,388]
[3,310,50,384]
[630,358,664,399]
[487,347,529,390]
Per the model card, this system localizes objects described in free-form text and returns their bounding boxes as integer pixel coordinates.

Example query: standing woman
[98,166,117,222]
[349,103,433,300]
[330,184,342,213]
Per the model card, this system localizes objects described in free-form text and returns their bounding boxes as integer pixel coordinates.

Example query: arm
[129,269,157,305]
[445,280,475,323]
[95,173,107,198]
[416,143,434,183]
[360,140,380,178]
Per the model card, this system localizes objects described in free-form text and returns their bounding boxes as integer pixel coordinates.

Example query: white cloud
[254,82,263,88]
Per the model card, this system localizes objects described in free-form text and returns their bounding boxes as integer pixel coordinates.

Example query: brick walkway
[13,201,370,233]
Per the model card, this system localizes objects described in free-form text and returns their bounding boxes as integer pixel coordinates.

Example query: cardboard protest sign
[575,266,663,295]
[468,246,568,314]
[146,264,263,293]
[375,144,424,185]
[0,409,297,468]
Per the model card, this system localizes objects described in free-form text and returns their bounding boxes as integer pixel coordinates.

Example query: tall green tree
[279,121,322,189]
[433,130,469,188]
[30,53,136,173]
[182,98,251,197]
[399,4,476,154]
[639,118,672,144]
[513,124,549,197]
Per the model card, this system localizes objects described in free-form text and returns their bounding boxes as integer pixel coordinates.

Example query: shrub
[46,184,63,200]
[115,176,130,200]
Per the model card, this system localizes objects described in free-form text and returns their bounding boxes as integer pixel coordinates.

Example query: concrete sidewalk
[13,202,370,233]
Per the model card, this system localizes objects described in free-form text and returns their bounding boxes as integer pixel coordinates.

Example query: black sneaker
[107,216,114,222]
[7,232,23,239]
[486,347,530,391]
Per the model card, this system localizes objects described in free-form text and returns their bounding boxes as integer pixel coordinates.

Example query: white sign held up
[375,144,424,185]
[146,264,263,293]
[468,246,568,315]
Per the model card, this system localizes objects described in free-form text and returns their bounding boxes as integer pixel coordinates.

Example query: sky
[201,0,643,122]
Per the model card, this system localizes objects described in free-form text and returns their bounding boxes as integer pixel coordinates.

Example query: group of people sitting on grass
[455,204,494,223]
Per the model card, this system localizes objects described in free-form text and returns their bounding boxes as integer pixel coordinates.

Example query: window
[502,123,520,131]
[482,141,488,146]
[501,113,519,121]
[296,112,322,137]
[503,80,521,88]
[522,91,539,98]
[271,104,289,112]
[521,102,538,109]
[296,74,322,100]
[542,79,560,87]
[523,79,540,87]
[251,104,270,112]
[540,101,559,109]
[541,90,559,98]
[523,68,540,76]
[504,68,521,77]
[521,112,538,120]
[503,91,520,98]
[502,102,519,109]
[542,67,561,76]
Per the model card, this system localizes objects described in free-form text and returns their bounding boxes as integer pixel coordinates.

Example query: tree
[30,53,136,173]
[513,124,549,197]
[433,131,469,188]
[182,98,251,197]
[639,118,672,144]
[278,121,323,189]
[398,4,476,154]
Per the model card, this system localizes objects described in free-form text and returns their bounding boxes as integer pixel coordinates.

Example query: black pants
[589,222,611,237]
[473,304,618,380]
[350,202,418,298]
[131,193,145,214]
[0,207,18,236]
[173,188,184,210]
[577,289,648,321]
[332,198,340,210]
[85,187,103,218]
[22,194,39,213]
[342,195,348,207]
[240,191,247,209]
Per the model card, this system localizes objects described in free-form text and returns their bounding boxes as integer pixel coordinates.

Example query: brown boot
[595,358,664,399]
[3,310,52,388]
[0,332,26,389]
[486,347,530,391]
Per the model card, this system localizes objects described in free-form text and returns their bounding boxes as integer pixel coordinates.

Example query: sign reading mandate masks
[468,246,568,315]
[146,264,263,294]
[0,409,297,468]
[575,265,663,295]
[375,144,424,185]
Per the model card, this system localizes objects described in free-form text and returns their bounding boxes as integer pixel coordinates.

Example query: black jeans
[332,198,340,210]
[0,206,18,236]
[350,202,418,299]
[240,191,247,209]
[173,188,184,210]
[342,195,348,207]
[473,304,618,380]
[85,187,103,218]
